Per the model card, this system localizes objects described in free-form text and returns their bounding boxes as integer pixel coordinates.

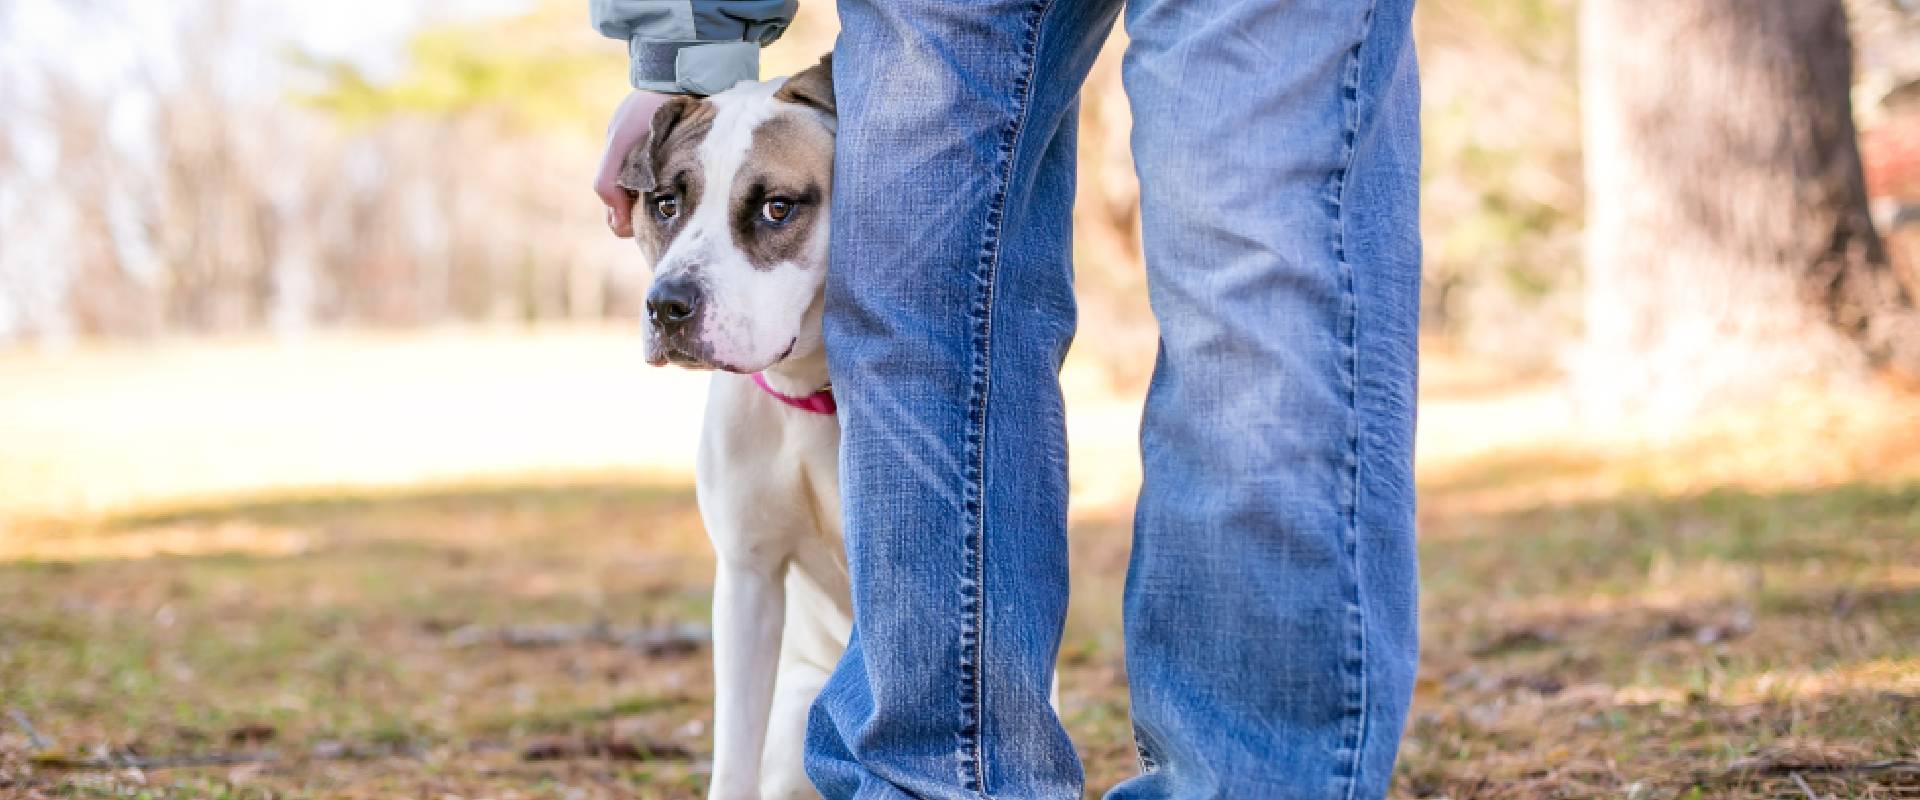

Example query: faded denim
[808,0,1421,797]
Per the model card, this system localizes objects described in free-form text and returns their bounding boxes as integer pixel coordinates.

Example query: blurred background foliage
[2,0,1914,386]
[1415,0,1583,367]
[291,2,623,134]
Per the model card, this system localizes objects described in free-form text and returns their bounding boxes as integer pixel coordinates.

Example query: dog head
[620,56,836,373]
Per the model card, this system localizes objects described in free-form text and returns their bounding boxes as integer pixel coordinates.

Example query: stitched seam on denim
[956,0,1055,795]
[1329,5,1378,800]
[1130,722,1160,774]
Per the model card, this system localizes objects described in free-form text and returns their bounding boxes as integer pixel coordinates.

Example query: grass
[1,330,1916,798]
[1402,485,1920,798]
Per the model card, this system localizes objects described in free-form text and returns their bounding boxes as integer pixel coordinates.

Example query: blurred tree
[285,0,640,328]
[1578,0,1920,421]
[292,1,624,139]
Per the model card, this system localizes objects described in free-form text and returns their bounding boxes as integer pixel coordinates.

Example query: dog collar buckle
[750,372,836,415]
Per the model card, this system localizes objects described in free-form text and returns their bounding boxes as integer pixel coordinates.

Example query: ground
[1,328,1916,799]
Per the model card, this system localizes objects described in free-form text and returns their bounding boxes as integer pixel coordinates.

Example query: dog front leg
[709,557,787,800]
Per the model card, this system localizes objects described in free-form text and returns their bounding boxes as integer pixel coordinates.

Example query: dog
[618,56,848,800]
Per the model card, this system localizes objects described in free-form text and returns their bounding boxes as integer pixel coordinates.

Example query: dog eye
[760,198,794,224]
[652,195,680,220]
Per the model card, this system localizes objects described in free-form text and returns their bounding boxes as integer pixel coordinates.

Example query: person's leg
[1108,0,1421,798]
[805,0,1121,798]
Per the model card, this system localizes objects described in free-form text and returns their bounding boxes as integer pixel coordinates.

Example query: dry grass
[1,329,1917,798]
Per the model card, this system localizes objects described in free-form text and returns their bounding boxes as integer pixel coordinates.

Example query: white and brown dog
[618,57,848,800]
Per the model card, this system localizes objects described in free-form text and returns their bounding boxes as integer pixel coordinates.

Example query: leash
[750,372,836,415]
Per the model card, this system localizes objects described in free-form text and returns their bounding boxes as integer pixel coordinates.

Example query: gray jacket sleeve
[591,0,798,95]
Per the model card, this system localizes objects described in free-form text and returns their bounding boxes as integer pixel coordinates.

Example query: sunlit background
[2,1,1917,797]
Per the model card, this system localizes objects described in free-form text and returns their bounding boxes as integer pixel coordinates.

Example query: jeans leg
[805,0,1122,798]
[1107,1,1421,798]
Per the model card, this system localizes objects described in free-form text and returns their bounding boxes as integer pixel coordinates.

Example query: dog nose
[646,278,703,332]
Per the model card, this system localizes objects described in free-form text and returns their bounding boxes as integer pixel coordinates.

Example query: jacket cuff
[629,39,760,95]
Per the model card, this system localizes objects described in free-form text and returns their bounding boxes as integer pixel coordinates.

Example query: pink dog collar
[751,372,836,415]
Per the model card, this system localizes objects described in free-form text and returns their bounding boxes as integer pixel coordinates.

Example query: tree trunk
[1578,0,1920,421]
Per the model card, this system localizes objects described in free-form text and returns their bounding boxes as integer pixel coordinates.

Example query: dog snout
[646,277,704,334]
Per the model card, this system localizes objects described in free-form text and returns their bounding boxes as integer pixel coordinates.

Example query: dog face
[621,57,836,373]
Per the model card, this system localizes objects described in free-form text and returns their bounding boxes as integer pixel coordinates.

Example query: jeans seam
[1330,5,1378,800]
[958,0,1055,794]
[1130,722,1161,775]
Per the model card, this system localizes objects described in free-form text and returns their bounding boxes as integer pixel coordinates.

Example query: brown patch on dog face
[728,112,834,270]
[625,97,718,261]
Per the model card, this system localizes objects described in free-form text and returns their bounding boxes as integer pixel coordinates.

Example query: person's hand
[595,90,673,238]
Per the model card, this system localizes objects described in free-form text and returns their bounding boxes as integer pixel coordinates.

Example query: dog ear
[616,146,652,194]
[618,96,698,193]
[773,54,834,116]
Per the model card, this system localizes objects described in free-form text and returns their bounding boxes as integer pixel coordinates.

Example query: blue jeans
[807,0,1421,796]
